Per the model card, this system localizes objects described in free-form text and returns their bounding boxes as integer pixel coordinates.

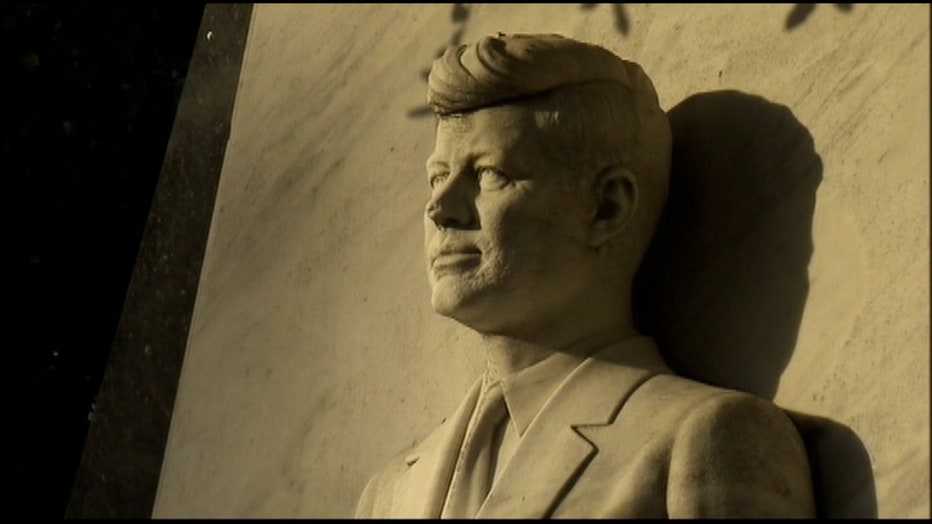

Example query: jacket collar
[392,335,670,518]
[391,377,481,518]
[478,335,671,518]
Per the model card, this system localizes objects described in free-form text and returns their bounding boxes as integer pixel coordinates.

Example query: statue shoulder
[633,373,806,460]
[651,377,816,518]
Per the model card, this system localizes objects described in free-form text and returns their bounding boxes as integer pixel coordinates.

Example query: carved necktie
[441,381,508,518]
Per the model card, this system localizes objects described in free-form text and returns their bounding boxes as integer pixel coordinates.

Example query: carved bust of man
[355,33,816,519]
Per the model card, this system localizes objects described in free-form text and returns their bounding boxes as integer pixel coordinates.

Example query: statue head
[423,33,671,341]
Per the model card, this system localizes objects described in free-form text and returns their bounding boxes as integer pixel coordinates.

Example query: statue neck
[473,279,636,380]
[479,322,637,381]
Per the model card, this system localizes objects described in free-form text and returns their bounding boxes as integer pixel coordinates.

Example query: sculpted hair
[427,33,672,262]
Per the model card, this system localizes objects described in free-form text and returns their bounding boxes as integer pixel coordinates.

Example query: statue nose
[426,177,476,230]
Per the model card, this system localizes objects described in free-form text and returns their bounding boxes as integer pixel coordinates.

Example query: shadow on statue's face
[423,104,594,338]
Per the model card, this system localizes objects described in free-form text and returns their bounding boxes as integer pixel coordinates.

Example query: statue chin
[430,284,477,320]
[429,280,502,332]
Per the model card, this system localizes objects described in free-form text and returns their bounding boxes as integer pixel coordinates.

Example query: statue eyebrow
[426,159,449,172]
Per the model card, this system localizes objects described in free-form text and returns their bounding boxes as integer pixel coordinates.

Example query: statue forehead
[432,105,545,155]
[437,104,533,131]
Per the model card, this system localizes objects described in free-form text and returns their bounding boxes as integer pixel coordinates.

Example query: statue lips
[430,244,482,276]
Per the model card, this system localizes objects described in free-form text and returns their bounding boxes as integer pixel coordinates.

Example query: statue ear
[588,166,638,248]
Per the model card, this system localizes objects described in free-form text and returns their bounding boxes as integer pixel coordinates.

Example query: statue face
[423,105,593,336]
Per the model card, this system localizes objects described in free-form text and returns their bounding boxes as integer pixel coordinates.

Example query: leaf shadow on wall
[632,90,876,518]
[786,3,854,31]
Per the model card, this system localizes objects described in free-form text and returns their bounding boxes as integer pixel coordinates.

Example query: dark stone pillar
[66,4,253,518]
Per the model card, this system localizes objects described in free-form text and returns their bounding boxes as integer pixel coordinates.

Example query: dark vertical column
[66,4,253,518]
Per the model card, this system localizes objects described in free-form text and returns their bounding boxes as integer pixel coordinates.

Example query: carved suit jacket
[355,336,816,518]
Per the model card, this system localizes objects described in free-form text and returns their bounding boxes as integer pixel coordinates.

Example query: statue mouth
[430,246,482,273]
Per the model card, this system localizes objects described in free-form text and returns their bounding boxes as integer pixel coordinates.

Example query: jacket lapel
[390,378,481,518]
[477,336,671,518]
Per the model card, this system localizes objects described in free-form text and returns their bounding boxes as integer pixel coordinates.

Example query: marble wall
[153,4,929,518]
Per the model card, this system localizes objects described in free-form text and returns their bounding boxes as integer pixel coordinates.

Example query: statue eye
[477,167,510,190]
[429,173,449,189]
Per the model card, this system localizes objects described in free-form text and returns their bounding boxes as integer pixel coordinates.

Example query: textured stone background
[153,4,929,518]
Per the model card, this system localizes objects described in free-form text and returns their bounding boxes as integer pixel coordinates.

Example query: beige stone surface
[153,4,929,518]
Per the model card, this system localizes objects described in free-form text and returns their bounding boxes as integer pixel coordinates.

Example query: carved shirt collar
[492,350,589,437]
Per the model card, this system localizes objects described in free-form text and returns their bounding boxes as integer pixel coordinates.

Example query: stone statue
[355,33,816,519]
